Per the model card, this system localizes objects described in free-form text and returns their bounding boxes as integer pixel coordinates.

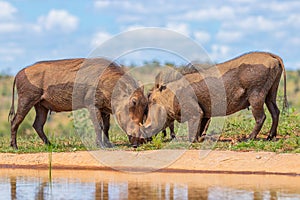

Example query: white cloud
[91,31,112,47]
[88,28,209,65]
[94,0,110,8]
[2,0,300,73]
[37,9,79,33]
[0,23,21,33]
[273,31,286,39]
[286,61,300,70]
[210,44,230,62]
[177,6,235,21]
[117,15,141,23]
[0,1,20,34]
[216,30,243,43]
[244,16,278,31]
[287,37,300,46]
[0,1,17,20]
[94,0,145,13]
[223,16,278,32]
[262,1,300,12]
[0,44,24,62]
[228,0,257,3]
[123,24,146,32]
[26,23,42,33]
[287,14,300,29]
[194,31,211,44]
[166,23,190,36]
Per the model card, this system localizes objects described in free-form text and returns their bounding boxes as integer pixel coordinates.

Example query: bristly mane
[32,58,124,72]
[156,51,277,86]
[155,62,214,85]
[34,58,85,65]
[217,51,272,65]
[179,62,214,75]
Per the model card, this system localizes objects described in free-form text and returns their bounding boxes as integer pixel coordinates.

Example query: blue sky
[1,0,300,74]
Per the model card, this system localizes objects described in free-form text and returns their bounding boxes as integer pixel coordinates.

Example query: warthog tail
[8,77,16,122]
[271,53,289,113]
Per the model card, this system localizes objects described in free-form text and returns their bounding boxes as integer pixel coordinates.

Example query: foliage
[212,106,300,153]
[0,69,299,153]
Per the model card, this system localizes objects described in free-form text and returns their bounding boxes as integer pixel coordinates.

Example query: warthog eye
[151,98,156,104]
[159,85,166,92]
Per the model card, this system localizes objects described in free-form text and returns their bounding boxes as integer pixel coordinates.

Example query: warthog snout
[128,134,146,148]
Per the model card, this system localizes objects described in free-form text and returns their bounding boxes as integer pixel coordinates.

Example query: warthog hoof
[104,142,113,148]
[96,141,113,148]
[266,135,276,141]
[10,142,18,150]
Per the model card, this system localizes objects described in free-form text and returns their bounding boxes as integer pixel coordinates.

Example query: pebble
[256,155,262,159]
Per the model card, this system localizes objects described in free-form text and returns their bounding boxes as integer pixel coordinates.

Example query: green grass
[0,70,300,153]
[0,134,86,153]
[211,107,300,153]
[0,105,299,153]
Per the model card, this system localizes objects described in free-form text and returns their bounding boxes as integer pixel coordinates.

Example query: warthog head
[112,76,148,148]
[140,70,200,144]
[141,82,178,140]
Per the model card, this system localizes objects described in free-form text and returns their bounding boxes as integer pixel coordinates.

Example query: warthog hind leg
[248,92,266,139]
[33,104,51,145]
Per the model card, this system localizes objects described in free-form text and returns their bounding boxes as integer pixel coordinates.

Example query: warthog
[161,121,175,139]
[141,52,288,142]
[8,58,147,149]
[146,89,176,140]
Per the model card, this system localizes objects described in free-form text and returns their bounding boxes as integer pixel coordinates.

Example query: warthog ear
[159,84,167,92]
[130,97,137,106]
[140,85,144,93]
[138,80,144,92]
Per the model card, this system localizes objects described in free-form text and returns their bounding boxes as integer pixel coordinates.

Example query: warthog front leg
[187,107,204,143]
[101,112,112,148]
[88,106,112,148]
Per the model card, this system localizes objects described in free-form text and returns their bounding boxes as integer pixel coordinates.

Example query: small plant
[48,144,53,183]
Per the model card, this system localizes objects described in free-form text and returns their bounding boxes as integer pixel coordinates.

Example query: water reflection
[1,172,300,200]
[10,176,16,200]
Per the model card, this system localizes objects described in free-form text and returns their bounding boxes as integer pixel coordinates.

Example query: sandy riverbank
[0,150,299,175]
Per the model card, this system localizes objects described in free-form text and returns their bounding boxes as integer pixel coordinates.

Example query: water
[0,169,299,200]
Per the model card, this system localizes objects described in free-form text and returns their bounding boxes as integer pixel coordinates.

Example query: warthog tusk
[139,123,143,126]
